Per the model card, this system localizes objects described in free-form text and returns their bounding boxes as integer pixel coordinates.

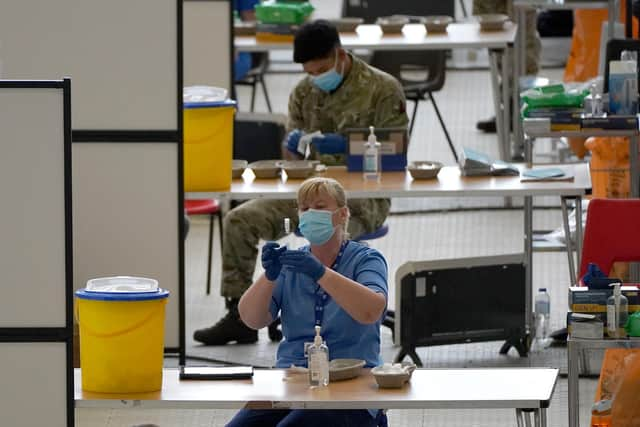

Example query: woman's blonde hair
[297,177,350,237]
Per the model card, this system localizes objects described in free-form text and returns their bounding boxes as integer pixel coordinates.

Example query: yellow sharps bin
[183,96,236,191]
[75,276,169,393]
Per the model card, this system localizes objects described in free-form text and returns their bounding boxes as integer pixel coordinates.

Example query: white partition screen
[0,0,178,130]
[0,86,67,327]
[0,343,68,426]
[183,0,232,92]
[73,143,180,348]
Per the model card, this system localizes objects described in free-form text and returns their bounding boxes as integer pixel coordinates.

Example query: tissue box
[568,286,640,313]
[345,127,408,172]
[567,313,604,339]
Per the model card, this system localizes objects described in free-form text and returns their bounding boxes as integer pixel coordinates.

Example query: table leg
[513,5,526,148]
[525,134,533,168]
[516,409,525,427]
[539,408,547,427]
[501,45,511,160]
[524,195,533,334]
[608,0,619,40]
[630,135,639,282]
[489,49,508,161]
[560,197,577,286]
[568,339,580,427]
[574,196,583,280]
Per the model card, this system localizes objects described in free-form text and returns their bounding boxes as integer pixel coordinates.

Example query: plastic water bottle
[532,288,551,351]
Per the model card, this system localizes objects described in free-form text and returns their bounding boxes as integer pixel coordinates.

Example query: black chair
[603,38,640,93]
[235,52,273,112]
[369,50,458,162]
[233,112,286,163]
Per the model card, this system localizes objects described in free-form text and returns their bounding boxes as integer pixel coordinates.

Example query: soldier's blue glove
[280,250,326,282]
[311,133,347,154]
[286,129,304,156]
[261,242,287,281]
[286,129,323,157]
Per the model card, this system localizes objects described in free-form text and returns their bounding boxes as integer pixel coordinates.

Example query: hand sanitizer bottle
[607,283,628,338]
[308,325,329,387]
[363,126,381,182]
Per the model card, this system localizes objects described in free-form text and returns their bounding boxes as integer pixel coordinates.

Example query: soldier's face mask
[298,208,339,245]
[311,50,344,92]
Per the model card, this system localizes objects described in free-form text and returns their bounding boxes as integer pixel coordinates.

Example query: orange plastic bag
[584,136,630,199]
[611,352,640,427]
[564,4,637,83]
[593,349,640,427]
[584,136,632,280]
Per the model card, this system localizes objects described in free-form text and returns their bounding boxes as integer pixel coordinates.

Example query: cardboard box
[345,127,408,172]
[581,115,638,130]
[569,286,640,313]
[568,313,604,339]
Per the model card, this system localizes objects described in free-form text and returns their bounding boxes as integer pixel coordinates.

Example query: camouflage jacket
[287,53,409,165]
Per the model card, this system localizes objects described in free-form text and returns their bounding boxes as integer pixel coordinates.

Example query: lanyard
[314,240,349,327]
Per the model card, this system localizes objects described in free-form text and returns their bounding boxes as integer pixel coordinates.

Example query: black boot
[476,116,497,133]
[193,298,258,345]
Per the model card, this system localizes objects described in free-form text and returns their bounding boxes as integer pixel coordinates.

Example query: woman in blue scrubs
[229,177,388,427]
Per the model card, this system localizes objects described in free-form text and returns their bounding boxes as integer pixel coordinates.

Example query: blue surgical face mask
[311,50,344,92]
[298,208,339,245]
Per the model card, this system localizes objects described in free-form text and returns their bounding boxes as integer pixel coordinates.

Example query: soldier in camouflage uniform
[193,19,409,345]
[475,0,541,133]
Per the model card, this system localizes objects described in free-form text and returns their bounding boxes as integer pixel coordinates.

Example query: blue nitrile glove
[311,133,347,154]
[261,242,287,281]
[280,250,326,282]
[582,262,620,289]
[286,129,304,156]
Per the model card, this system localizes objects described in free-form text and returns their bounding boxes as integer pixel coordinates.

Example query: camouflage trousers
[221,198,391,298]
[474,0,541,74]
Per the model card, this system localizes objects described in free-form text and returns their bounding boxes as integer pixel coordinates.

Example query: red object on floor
[185,199,223,295]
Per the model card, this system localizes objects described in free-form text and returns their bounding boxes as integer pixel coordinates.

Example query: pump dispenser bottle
[363,126,381,182]
[308,325,329,386]
[607,283,628,338]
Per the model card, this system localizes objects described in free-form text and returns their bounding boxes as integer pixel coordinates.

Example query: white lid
[183,85,228,103]
[85,276,159,293]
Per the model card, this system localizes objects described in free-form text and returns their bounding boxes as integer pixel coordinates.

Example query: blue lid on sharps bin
[75,276,169,301]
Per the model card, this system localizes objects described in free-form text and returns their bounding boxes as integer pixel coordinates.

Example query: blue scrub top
[269,241,388,369]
